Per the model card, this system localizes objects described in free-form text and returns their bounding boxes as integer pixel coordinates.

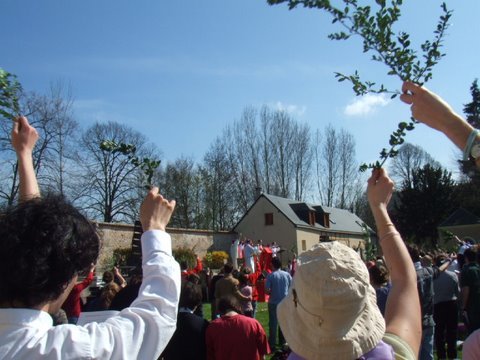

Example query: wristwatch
[471,139,480,159]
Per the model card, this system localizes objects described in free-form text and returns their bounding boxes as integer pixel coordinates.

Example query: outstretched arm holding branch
[401,81,479,167]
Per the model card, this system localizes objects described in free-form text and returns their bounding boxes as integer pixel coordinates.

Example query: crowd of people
[1,81,480,359]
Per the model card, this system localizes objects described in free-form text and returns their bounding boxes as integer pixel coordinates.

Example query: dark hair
[103,271,114,284]
[406,244,420,263]
[435,254,447,267]
[187,273,200,284]
[0,194,100,307]
[272,257,282,270]
[179,282,202,310]
[238,272,249,287]
[465,248,477,263]
[217,296,243,315]
[368,264,389,286]
[223,263,234,274]
[99,282,121,310]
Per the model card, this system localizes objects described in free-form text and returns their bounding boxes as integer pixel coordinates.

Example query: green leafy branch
[100,140,160,187]
[267,0,452,171]
[0,68,22,121]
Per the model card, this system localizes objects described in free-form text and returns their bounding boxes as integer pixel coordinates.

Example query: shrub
[107,247,133,269]
[203,251,229,269]
[173,247,197,269]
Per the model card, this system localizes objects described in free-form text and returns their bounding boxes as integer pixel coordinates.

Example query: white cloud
[344,94,390,117]
[272,101,306,117]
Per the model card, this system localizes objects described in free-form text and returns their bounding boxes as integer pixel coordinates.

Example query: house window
[324,213,330,228]
[308,211,316,226]
[319,233,330,242]
[301,240,307,251]
[265,213,273,225]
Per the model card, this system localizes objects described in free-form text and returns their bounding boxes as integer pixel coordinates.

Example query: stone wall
[96,222,236,272]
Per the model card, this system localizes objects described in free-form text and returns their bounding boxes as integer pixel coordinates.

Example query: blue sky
[1,0,479,176]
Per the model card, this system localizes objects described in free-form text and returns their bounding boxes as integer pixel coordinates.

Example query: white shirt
[0,230,181,360]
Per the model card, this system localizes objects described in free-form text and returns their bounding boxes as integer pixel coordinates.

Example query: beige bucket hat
[277,241,385,360]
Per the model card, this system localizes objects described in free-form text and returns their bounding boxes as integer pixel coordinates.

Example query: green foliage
[0,68,22,121]
[393,164,456,248]
[463,79,480,129]
[203,250,229,269]
[113,247,133,266]
[361,223,377,261]
[173,246,197,268]
[105,247,133,269]
[267,0,452,171]
[100,139,160,186]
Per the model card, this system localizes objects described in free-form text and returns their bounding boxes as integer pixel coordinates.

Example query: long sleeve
[77,271,94,292]
[86,230,181,359]
[0,230,181,360]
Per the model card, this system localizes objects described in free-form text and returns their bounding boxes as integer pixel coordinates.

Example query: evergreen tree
[464,79,480,128]
[393,164,456,248]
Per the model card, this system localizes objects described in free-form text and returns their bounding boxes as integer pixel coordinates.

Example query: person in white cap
[277,168,421,360]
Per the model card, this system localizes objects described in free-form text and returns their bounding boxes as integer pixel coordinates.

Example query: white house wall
[235,196,297,262]
[296,228,365,255]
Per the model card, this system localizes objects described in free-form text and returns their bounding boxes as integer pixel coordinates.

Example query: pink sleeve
[463,330,480,360]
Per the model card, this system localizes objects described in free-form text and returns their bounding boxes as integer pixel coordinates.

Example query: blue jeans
[268,302,285,350]
[419,326,434,360]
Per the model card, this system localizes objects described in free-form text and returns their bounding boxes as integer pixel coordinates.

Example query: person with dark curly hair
[0,116,181,359]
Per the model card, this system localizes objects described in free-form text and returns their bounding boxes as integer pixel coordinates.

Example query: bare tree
[260,106,273,194]
[337,129,358,209]
[389,143,439,188]
[0,85,78,205]
[315,125,360,208]
[37,82,79,196]
[203,137,238,230]
[315,125,339,206]
[270,110,294,197]
[77,121,159,222]
[292,122,313,200]
[160,156,201,229]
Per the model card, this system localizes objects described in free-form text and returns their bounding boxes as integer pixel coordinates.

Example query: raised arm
[80,187,181,359]
[113,266,127,288]
[367,168,421,355]
[11,116,40,201]
[400,81,474,155]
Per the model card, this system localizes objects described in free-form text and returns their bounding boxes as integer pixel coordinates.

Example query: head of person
[0,195,100,313]
[420,254,433,267]
[406,244,421,263]
[272,257,282,270]
[465,236,475,246]
[223,263,234,275]
[368,264,389,287]
[464,248,477,264]
[100,282,121,309]
[179,282,202,311]
[180,261,188,271]
[217,295,243,316]
[238,272,249,287]
[242,266,252,275]
[435,254,448,267]
[277,241,385,359]
[102,271,114,284]
[186,273,200,285]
